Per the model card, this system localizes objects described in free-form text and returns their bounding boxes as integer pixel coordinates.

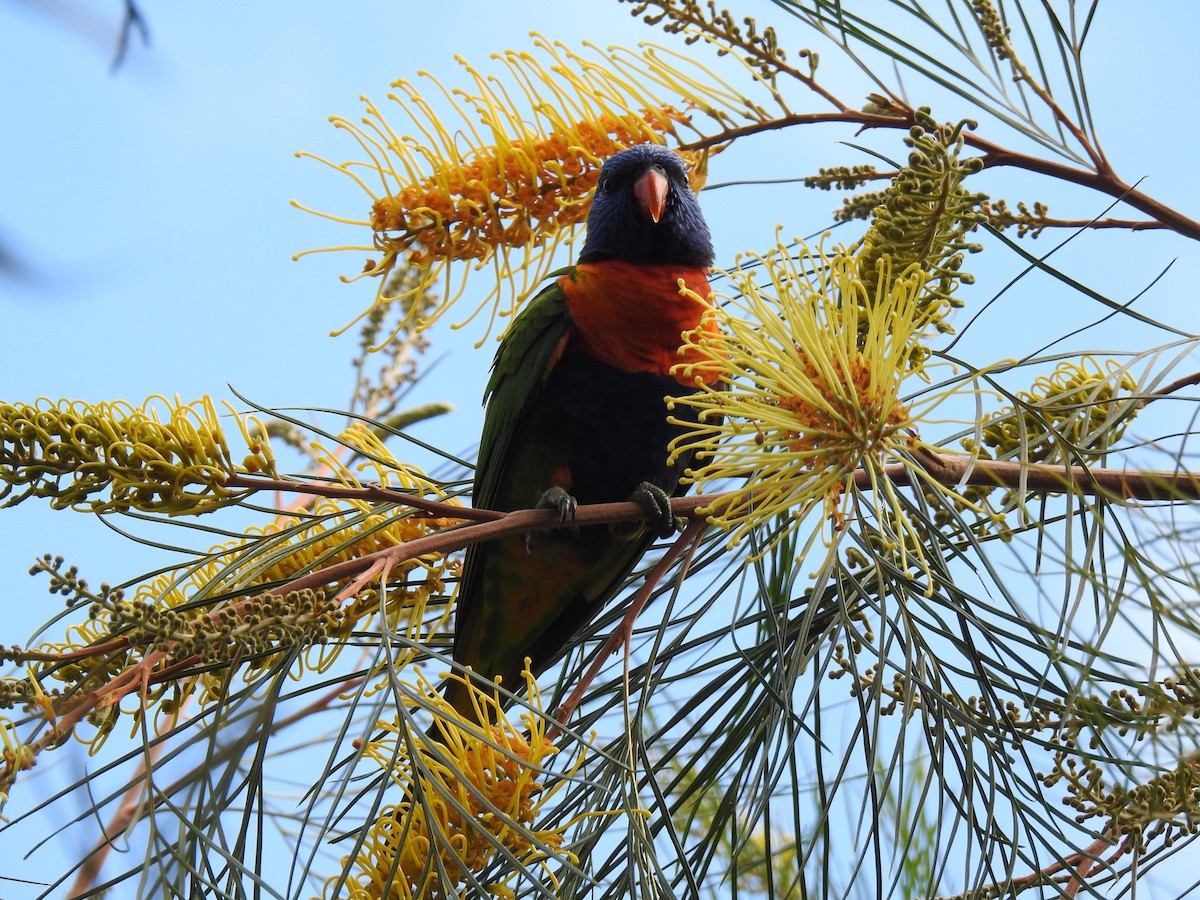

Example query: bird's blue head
[578,144,714,267]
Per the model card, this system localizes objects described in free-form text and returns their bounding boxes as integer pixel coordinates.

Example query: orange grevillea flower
[294,36,782,347]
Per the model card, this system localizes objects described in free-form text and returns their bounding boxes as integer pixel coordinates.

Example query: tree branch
[902,450,1200,503]
[17,452,1199,757]
[547,517,708,739]
[677,112,1200,242]
[259,453,1200,597]
[221,473,499,522]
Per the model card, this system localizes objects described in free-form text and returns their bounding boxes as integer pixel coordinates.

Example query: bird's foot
[538,485,578,525]
[630,482,678,539]
[526,486,579,554]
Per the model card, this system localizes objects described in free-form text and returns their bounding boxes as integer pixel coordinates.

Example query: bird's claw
[526,486,579,554]
[537,485,578,525]
[631,481,678,538]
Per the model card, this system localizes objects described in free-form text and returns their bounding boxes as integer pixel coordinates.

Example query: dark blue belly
[528,345,702,506]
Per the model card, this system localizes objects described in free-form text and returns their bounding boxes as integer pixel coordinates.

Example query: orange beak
[633,167,669,223]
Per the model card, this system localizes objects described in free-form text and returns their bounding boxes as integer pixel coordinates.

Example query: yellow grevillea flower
[0,396,276,514]
[668,238,955,565]
[330,669,587,899]
[974,356,1139,464]
[295,35,780,346]
[19,425,456,750]
[1,715,36,802]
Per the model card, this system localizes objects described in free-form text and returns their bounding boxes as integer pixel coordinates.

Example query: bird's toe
[630,481,677,538]
[526,486,579,554]
[536,485,578,525]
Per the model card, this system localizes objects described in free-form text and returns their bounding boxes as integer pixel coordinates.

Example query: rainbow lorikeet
[441,144,719,722]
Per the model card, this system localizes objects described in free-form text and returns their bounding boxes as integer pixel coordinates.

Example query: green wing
[449,276,572,677]
[472,276,572,510]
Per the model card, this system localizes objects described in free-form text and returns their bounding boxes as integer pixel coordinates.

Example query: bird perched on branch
[441,144,719,724]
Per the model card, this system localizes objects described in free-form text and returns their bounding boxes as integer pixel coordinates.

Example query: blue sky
[3,1,1200,895]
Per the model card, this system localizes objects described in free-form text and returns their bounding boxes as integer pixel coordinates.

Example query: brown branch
[986,215,1167,234]
[264,454,1200,596]
[67,674,167,899]
[677,112,1200,242]
[24,566,372,751]
[967,137,1200,241]
[677,110,911,153]
[221,473,497,522]
[985,823,1130,898]
[26,647,169,755]
[1143,370,1200,406]
[901,450,1200,502]
[22,453,1199,754]
[1002,52,1109,176]
[270,676,365,737]
[19,454,1200,670]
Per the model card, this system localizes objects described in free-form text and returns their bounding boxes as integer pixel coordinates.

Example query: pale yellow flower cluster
[975,357,1139,463]
[669,238,953,565]
[18,424,456,752]
[0,395,275,515]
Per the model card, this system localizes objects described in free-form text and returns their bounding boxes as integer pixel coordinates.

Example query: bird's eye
[596,177,610,195]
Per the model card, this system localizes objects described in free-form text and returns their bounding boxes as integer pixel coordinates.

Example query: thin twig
[221,473,498,521]
[984,215,1166,234]
[1143,370,1200,406]
[1005,50,1110,175]
[676,113,1200,241]
[547,518,707,739]
[66,691,164,898]
[986,824,1125,897]
[110,0,149,71]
